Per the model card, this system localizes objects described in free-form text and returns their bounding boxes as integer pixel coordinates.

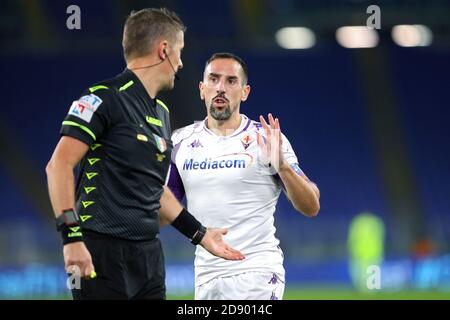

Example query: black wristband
[60,224,84,245]
[191,225,207,245]
[171,208,203,242]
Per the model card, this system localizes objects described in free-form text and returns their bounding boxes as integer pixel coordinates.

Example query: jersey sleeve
[281,133,299,166]
[60,87,114,146]
[166,162,185,202]
[166,124,200,201]
[276,134,317,189]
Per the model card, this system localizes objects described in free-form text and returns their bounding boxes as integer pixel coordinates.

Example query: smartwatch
[56,209,80,231]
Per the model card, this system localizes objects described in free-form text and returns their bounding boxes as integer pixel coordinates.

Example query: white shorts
[195,272,285,300]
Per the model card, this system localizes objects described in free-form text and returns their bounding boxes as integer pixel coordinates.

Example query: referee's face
[200,59,250,121]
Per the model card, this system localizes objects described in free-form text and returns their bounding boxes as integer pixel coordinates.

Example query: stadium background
[0,0,449,299]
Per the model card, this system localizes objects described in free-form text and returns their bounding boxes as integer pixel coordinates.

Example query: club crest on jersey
[241,134,254,150]
[153,134,167,153]
[68,94,102,123]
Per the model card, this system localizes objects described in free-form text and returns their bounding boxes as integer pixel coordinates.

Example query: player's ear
[199,81,205,100]
[241,84,251,102]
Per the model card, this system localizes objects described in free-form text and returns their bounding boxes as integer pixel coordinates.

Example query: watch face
[63,211,79,226]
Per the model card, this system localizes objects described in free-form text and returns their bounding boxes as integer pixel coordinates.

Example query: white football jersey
[168,114,308,287]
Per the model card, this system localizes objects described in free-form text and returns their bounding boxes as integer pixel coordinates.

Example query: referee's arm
[46,136,95,278]
[160,186,245,261]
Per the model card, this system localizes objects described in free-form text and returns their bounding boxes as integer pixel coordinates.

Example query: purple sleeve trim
[167,162,185,202]
[171,141,182,163]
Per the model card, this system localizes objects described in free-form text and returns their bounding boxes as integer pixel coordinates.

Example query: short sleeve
[281,133,299,166]
[276,134,317,189]
[166,162,185,202]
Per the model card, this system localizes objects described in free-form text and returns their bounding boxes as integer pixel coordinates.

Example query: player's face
[200,59,250,121]
[162,31,184,90]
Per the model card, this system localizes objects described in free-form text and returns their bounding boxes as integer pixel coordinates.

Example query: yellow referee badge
[137,134,148,142]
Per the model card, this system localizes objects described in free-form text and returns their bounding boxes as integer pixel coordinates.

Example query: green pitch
[17,286,450,300]
[167,286,450,300]
[283,287,450,300]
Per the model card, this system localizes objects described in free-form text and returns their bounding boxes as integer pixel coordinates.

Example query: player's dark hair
[205,52,249,85]
[122,8,186,62]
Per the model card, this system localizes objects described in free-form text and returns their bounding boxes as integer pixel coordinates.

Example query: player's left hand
[200,228,245,261]
[257,113,289,173]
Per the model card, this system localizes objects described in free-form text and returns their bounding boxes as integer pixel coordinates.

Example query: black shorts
[71,231,166,300]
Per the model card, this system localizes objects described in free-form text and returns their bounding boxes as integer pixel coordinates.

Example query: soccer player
[167,53,320,300]
[46,10,243,300]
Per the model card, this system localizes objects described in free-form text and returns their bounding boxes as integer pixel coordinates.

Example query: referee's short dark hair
[122,8,186,62]
[205,53,249,85]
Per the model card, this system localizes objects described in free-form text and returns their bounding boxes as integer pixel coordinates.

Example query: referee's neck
[132,69,159,99]
[127,58,164,99]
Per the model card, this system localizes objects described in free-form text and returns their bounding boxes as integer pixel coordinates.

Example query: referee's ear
[157,41,169,61]
[199,81,205,100]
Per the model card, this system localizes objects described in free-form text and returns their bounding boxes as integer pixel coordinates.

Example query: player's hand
[63,242,96,280]
[257,113,289,173]
[200,228,245,261]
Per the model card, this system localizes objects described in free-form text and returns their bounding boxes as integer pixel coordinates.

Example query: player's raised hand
[257,113,288,173]
[200,228,245,261]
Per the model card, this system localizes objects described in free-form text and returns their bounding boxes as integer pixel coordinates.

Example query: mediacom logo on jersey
[182,153,253,171]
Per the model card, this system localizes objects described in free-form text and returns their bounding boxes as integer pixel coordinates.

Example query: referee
[46,8,244,300]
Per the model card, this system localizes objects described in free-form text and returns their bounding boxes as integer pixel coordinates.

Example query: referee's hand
[200,228,245,261]
[64,242,96,279]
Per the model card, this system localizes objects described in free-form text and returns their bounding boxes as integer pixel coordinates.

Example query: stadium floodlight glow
[275,27,316,49]
[391,24,433,47]
[335,26,379,48]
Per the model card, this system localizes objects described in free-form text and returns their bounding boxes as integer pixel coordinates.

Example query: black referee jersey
[60,69,173,240]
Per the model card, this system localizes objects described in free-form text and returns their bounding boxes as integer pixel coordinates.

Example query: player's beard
[209,103,234,121]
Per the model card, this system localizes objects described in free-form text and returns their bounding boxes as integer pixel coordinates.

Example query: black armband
[171,208,206,245]
[60,225,84,245]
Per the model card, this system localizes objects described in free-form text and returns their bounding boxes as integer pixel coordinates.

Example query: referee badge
[136,134,148,142]
[153,134,167,153]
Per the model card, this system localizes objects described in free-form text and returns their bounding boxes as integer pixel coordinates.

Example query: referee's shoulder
[76,82,117,109]
[85,76,121,96]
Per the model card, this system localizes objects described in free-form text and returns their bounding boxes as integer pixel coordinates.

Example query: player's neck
[207,113,242,136]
